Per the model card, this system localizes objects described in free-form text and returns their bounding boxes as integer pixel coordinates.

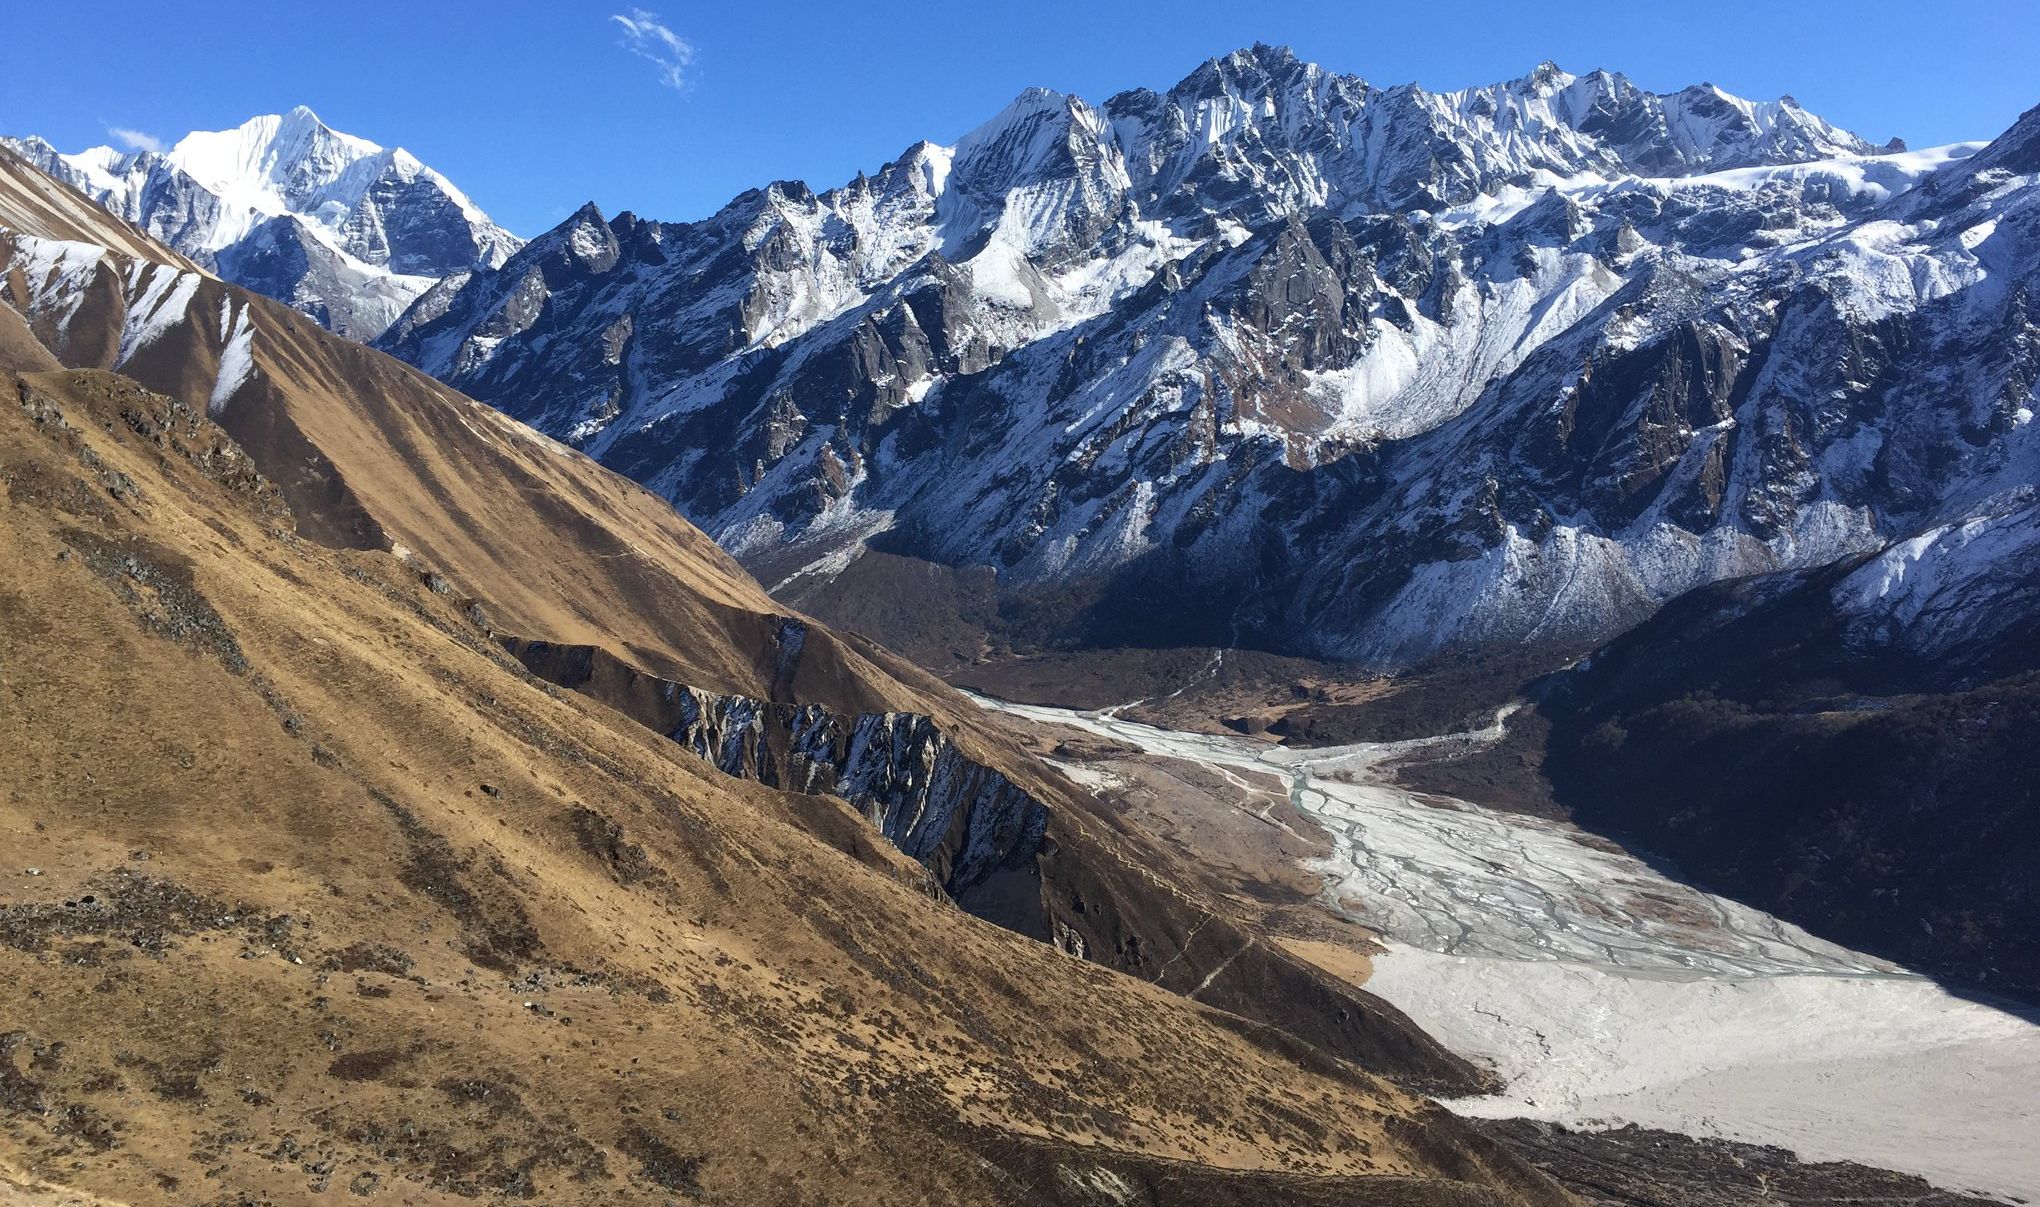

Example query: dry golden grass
[1278,939,1379,990]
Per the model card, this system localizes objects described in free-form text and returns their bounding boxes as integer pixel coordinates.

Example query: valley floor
[971,692,2040,1203]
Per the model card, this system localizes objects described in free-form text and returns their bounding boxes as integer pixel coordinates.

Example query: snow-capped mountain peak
[165,105,378,208]
[5,109,520,338]
[1519,60,1576,95]
[951,87,1110,192]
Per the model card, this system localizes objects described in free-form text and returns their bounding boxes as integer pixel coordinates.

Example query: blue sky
[5,1,2036,237]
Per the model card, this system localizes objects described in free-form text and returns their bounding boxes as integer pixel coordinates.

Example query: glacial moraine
[971,690,2040,1202]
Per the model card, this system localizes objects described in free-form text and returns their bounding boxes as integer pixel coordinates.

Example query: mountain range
[362,45,2039,674]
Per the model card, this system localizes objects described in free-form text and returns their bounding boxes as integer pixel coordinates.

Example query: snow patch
[208,297,257,413]
[115,265,201,366]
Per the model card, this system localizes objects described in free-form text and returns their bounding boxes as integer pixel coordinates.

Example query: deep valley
[4,26,2037,1206]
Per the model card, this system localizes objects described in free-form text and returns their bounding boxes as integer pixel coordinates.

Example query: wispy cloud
[107,126,164,153]
[610,9,694,91]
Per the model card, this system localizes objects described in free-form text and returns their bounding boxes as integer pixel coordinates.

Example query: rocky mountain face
[503,630,1054,908]
[370,46,2040,672]
[8,107,519,338]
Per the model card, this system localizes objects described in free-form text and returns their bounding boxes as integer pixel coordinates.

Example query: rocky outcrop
[506,634,1048,911]
[504,633,1494,1095]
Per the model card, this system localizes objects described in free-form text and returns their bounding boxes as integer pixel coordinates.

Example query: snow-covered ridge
[1,229,266,417]
[7,108,521,339]
[1834,493,2040,669]
[389,45,1885,384]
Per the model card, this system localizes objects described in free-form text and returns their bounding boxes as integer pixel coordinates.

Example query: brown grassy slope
[0,302,60,374]
[0,145,1495,1097]
[0,367,1569,1205]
